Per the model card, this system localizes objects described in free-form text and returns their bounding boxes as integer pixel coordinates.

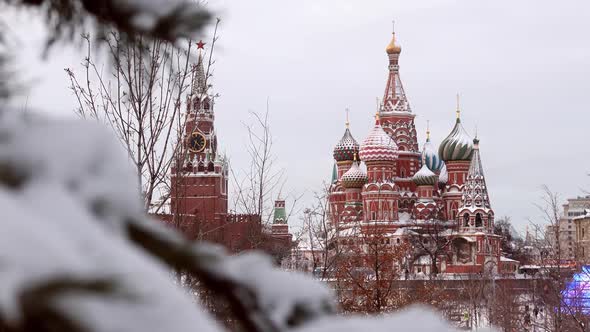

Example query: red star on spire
[196,40,206,49]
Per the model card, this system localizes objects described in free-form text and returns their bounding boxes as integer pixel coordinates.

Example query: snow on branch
[6,0,212,43]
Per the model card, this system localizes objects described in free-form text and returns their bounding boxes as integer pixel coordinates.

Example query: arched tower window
[400,168,406,178]
[475,213,483,227]
[463,213,470,227]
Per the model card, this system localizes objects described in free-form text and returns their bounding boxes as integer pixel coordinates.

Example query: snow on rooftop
[500,256,519,263]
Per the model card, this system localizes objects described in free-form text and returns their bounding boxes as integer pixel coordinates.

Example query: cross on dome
[456,93,461,120]
[345,108,350,128]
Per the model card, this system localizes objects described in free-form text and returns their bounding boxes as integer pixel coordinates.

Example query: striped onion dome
[412,164,438,186]
[341,161,368,188]
[438,162,448,184]
[438,117,473,162]
[333,127,359,162]
[422,134,443,172]
[359,117,398,162]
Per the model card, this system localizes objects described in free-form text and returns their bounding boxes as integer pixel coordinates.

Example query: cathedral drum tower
[329,115,360,225]
[359,114,400,229]
[378,30,420,212]
[438,99,473,221]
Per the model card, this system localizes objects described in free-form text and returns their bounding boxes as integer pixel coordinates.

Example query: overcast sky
[4,0,590,234]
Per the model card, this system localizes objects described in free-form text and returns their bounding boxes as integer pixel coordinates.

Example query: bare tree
[333,221,411,314]
[66,19,221,211]
[231,105,286,224]
[528,185,587,332]
[408,207,453,278]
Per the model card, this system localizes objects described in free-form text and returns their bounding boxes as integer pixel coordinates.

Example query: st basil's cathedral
[328,31,518,276]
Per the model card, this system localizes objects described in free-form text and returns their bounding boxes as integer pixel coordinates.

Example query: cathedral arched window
[463,213,470,227]
[475,213,483,227]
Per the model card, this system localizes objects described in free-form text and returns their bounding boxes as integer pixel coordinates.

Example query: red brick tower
[339,156,368,224]
[359,114,400,226]
[169,42,228,241]
[438,97,473,221]
[378,29,420,212]
[411,164,439,220]
[447,137,501,274]
[329,113,359,225]
[457,138,495,232]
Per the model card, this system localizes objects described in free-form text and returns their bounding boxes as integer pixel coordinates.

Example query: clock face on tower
[189,132,207,153]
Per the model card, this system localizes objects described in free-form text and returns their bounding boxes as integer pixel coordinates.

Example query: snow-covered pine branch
[5,0,212,44]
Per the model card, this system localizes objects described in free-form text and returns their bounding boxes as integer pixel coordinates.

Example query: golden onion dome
[385,33,401,54]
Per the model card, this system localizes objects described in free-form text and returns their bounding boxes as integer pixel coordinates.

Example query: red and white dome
[359,118,398,162]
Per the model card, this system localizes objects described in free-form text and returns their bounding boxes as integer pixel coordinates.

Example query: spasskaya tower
[169,41,228,241]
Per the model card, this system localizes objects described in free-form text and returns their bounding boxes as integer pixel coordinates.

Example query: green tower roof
[273,200,287,224]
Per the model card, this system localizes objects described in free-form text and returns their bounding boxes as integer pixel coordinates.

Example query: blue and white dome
[422,134,443,172]
[412,164,438,186]
[438,117,473,162]
[438,162,448,185]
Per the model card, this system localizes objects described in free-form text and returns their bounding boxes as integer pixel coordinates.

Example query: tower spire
[459,137,491,211]
[382,28,409,113]
[426,120,431,141]
[192,41,207,97]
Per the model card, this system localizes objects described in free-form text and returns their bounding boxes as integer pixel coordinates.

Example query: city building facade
[575,213,590,263]
[546,196,590,261]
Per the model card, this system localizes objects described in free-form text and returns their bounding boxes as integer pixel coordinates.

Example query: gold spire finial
[345,108,350,128]
[456,93,461,119]
[353,152,358,162]
[386,21,402,54]
[426,120,431,140]
[375,98,381,123]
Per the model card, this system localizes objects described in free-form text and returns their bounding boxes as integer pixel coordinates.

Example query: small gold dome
[385,33,401,54]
